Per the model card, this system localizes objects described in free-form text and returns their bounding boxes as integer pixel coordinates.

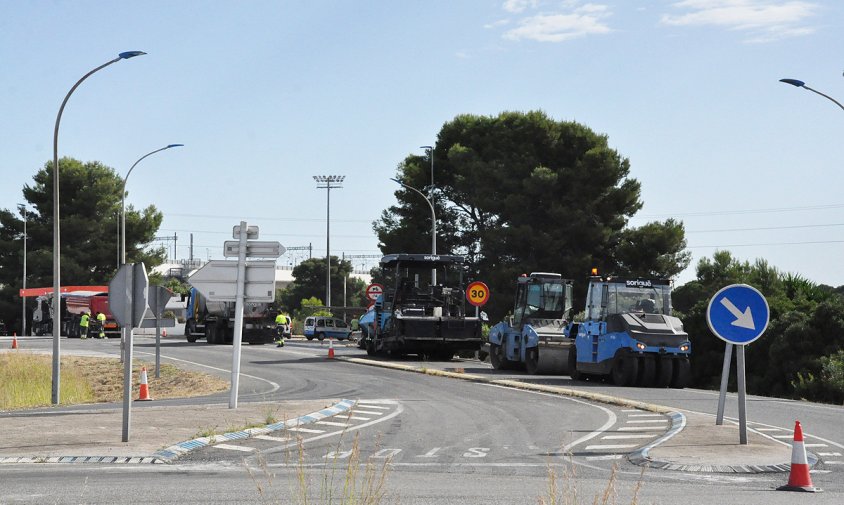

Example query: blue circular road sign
[706,284,770,345]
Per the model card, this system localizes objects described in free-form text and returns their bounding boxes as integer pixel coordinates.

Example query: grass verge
[0,351,229,410]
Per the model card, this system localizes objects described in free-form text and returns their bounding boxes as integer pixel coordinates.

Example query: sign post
[187,223,282,409]
[706,284,769,444]
[147,286,174,379]
[109,263,149,442]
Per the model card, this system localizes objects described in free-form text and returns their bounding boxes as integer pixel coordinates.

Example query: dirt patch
[64,356,230,403]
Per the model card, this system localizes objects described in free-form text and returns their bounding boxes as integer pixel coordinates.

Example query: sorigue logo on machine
[423,255,441,261]
[626,279,653,288]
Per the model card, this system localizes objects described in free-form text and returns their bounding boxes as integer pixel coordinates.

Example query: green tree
[374,111,690,320]
[0,158,165,333]
[279,256,366,312]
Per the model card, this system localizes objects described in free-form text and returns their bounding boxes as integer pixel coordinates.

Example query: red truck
[27,286,120,338]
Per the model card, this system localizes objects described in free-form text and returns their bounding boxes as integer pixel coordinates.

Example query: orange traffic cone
[11,332,18,349]
[136,367,153,401]
[327,338,335,359]
[162,329,167,338]
[778,421,822,492]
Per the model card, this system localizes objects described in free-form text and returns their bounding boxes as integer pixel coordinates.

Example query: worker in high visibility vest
[275,312,290,347]
[96,312,107,339]
[79,312,90,339]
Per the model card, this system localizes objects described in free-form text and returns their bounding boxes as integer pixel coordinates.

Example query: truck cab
[572,275,691,387]
[488,273,574,374]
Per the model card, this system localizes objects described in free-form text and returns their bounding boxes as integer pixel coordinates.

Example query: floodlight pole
[314,175,345,310]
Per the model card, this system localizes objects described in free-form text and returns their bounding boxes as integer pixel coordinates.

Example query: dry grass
[0,351,229,410]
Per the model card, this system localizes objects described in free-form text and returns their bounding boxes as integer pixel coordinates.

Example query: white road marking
[602,434,656,440]
[754,428,783,432]
[317,421,351,427]
[621,409,640,413]
[627,419,667,424]
[824,461,844,465]
[418,447,443,458]
[256,435,290,442]
[356,401,392,407]
[818,452,842,457]
[372,448,402,459]
[462,448,490,458]
[286,427,325,434]
[215,444,256,453]
[804,443,828,448]
[586,454,624,461]
[627,414,664,418]
[773,435,795,439]
[351,410,384,415]
[133,350,280,393]
[585,444,638,451]
[618,426,663,432]
[346,416,371,421]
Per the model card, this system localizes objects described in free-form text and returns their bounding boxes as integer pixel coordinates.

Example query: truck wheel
[611,354,639,386]
[655,356,674,388]
[306,336,314,341]
[366,340,377,356]
[187,336,198,343]
[670,358,691,389]
[525,348,540,375]
[568,348,582,380]
[636,356,656,387]
[317,332,325,341]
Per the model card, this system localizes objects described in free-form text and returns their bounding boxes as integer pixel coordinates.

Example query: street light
[779,78,844,112]
[51,50,145,405]
[390,177,437,285]
[121,144,183,264]
[313,175,345,309]
[18,205,28,337]
[420,145,434,198]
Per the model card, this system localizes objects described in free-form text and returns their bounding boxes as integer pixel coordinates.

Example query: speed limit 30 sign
[466,281,490,307]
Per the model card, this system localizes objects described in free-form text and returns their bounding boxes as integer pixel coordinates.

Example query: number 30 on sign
[466,281,490,307]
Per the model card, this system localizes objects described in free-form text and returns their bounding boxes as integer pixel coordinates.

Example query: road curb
[0,399,356,465]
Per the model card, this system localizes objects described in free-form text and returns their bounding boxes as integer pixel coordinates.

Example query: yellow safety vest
[80,314,90,328]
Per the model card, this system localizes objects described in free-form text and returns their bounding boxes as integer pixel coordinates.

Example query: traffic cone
[136,367,153,401]
[162,329,167,338]
[777,421,822,492]
[327,338,335,359]
[11,332,18,349]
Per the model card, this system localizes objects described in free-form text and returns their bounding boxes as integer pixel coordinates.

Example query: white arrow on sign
[720,297,755,330]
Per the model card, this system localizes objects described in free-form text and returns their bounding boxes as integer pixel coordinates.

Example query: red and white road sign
[365,283,384,301]
[466,281,490,307]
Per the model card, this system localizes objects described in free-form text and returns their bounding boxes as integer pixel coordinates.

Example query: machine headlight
[636,342,646,351]
[680,344,690,352]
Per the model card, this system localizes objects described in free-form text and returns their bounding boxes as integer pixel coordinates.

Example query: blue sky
[2,1,843,286]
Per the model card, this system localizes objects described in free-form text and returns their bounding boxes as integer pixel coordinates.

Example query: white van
[303,316,352,341]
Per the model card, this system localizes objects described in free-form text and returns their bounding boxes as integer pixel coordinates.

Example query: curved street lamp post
[121,144,183,264]
[390,177,437,285]
[51,50,146,405]
[779,78,844,112]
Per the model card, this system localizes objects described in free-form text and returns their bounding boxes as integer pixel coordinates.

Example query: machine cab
[584,275,673,322]
[512,273,573,328]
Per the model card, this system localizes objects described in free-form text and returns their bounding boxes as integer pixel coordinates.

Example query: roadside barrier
[777,421,822,493]
[137,367,153,401]
[11,332,18,349]
[328,338,335,359]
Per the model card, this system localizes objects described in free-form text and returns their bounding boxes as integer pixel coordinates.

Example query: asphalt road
[2,336,842,504]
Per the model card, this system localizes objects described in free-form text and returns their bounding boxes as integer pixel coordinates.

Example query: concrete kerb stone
[0,399,357,466]
[152,399,356,463]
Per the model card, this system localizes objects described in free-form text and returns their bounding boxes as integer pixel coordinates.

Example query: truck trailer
[183,287,276,344]
[31,289,120,338]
